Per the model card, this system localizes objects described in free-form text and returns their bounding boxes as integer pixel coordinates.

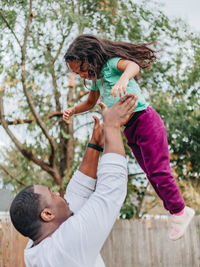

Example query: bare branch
[51,33,69,112]
[0,118,33,125]
[20,0,59,174]
[0,8,22,48]
[0,94,61,186]
[0,164,26,186]
[47,110,63,118]
[0,94,26,154]
[73,120,94,133]
[0,111,63,126]
[53,36,66,64]
[51,68,61,112]
[137,182,149,215]
[50,22,73,112]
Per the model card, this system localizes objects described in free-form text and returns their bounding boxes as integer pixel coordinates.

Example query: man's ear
[40,208,55,222]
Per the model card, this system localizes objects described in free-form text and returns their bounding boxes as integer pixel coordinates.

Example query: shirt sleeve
[65,170,96,213]
[57,153,128,267]
[65,171,105,267]
[107,57,122,72]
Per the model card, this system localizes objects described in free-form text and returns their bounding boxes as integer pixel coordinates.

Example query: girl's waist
[124,107,149,127]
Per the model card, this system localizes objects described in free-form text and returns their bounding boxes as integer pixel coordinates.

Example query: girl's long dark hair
[64,34,157,79]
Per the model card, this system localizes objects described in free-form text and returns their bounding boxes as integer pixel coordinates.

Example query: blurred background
[0,0,200,266]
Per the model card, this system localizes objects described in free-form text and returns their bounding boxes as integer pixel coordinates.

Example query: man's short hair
[10,185,42,240]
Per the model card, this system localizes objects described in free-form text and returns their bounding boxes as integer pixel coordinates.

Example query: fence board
[0,221,27,267]
[0,216,200,267]
[101,216,200,267]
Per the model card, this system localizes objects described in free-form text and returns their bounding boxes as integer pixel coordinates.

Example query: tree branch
[0,118,33,125]
[0,9,22,48]
[20,0,59,177]
[0,111,63,126]
[0,164,26,186]
[51,34,69,112]
[52,36,66,64]
[51,68,61,112]
[0,94,61,186]
[73,120,94,133]
[137,182,149,216]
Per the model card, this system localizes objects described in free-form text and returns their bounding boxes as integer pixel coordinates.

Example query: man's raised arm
[60,94,138,267]
[65,116,104,212]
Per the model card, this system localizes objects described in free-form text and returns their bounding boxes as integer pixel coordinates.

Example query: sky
[158,0,200,31]
[0,0,199,150]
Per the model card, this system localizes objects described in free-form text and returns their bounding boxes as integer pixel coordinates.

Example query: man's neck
[32,213,74,246]
[33,224,59,246]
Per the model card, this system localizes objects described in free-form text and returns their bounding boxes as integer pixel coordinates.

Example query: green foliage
[0,146,54,192]
[0,0,200,217]
[151,93,200,183]
[120,172,149,219]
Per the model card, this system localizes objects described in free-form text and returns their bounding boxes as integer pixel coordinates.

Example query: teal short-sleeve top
[91,57,148,111]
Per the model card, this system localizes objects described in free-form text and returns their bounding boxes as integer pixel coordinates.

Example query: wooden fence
[101,216,200,267]
[0,220,27,267]
[0,216,200,267]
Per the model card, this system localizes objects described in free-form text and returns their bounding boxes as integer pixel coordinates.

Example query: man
[10,94,138,267]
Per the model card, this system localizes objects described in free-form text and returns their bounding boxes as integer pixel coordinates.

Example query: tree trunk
[59,73,75,179]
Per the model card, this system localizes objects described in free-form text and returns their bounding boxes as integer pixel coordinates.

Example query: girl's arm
[111,59,140,98]
[63,90,100,122]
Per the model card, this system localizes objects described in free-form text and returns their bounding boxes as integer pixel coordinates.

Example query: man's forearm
[78,146,100,179]
[103,126,125,157]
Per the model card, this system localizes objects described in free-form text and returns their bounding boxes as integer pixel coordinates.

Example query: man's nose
[54,192,60,196]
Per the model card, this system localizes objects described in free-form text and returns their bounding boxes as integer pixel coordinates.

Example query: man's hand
[99,93,138,156]
[90,116,104,147]
[63,107,75,122]
[99,93,138,127]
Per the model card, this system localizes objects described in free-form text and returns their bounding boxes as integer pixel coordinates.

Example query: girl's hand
[63,107,75,122]
[110,77,129,98]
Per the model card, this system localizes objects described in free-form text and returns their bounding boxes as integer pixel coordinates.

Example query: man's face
[34,185,72,224]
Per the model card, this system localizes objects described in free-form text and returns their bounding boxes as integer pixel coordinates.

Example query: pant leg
[129,143,167,208]
[124,107,185,214]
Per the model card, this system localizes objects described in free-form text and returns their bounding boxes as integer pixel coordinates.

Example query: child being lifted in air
[63,34,194,241]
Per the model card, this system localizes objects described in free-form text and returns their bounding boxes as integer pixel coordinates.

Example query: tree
[0,0,120,192]
[0,0,199,215]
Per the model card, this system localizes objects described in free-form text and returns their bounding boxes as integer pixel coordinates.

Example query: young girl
[63,34,194,241]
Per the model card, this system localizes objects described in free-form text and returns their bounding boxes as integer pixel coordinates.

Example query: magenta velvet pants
[124,107,185,214]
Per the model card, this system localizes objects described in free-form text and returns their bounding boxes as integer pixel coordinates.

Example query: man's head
[10,185,72,241]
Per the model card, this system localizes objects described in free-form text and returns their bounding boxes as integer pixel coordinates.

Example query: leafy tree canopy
[0,0,199,216]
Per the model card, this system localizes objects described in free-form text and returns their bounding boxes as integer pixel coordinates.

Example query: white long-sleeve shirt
[24,153,128,267]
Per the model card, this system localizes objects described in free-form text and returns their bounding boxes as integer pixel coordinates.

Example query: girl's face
[68,61,96,80]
